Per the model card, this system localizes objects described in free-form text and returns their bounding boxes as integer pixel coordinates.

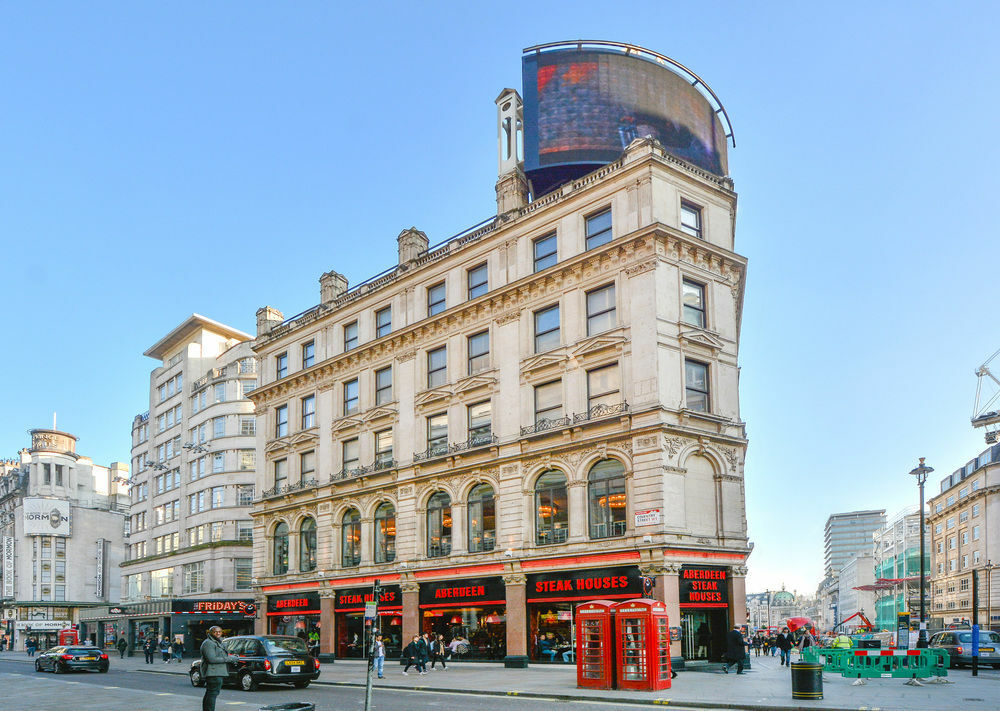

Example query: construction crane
[830,611,875,634]
[972,347,1000,443]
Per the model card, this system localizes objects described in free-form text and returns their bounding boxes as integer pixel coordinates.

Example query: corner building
[249,45,750,667]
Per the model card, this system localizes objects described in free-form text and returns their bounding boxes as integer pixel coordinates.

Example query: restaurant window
[468,483,496,553]
[374,502,396,564]
[467,263,488,299]
[684,360,710,412]
[585,208,613,249]
[534,232,557,272]
[467,331,490,375]
[427,282,447,316]
[427,346,447,388]
[427,491,452,558]
[534,304,560,353]
[588,459,627,539]
[375,366,393,405]
[342,509,361,567]
[467,401,492,445]
[682,279,706,328]
[273,522,289,575]
[535,470,569,545]
[586,284,616,336]
[300,518,317,572]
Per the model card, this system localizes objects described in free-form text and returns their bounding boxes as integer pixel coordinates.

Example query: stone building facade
[248,112,751,666]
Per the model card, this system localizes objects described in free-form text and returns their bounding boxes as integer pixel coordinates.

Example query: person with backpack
[402,634,425,675]
[115,636,127,659]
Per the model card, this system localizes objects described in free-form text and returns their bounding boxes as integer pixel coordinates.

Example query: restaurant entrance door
[681,609,726,662]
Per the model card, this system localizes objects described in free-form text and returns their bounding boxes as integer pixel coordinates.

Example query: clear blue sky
[3,2,998,597]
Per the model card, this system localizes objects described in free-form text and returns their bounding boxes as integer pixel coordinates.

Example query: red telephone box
[611,598,671,691]
[58,629,78,646]
[575,600,616,689]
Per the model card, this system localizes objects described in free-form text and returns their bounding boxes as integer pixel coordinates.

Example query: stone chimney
[397,227,428,266]
[256,306,284,337]
[319,270,349,303]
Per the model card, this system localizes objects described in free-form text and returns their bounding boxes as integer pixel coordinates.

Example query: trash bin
[259,704,315,711]
[790,661,823,700]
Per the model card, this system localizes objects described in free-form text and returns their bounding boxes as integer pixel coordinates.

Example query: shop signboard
[266,592,320,616]
[17,620,70,631]
[527,566,643,602]
[2,536,13,598]
[23,498,71,536]
[335,585,401,611]
[418,577,506,608]
[173,599,256,616]
[679,565,729,608]
[95,539,105,598]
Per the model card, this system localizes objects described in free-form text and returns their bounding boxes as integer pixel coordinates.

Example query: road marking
[102,686,119,689]
[224,703,246,706]
[155,692,174,696]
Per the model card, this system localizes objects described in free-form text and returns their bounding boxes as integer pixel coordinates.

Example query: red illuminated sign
[526,566,643,602]
[679,566,729,607]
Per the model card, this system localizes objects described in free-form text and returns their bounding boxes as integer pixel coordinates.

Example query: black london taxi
[189,635,320,690]
[34,645,110,673]
[929,629,1000,669]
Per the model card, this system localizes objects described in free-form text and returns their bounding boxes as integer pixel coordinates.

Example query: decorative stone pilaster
[401,581,420,642]
[503,573,529,668]
[319,590,336,661]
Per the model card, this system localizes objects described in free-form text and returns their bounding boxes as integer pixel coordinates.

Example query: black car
[189,635,320,691]
[34,645,109,673]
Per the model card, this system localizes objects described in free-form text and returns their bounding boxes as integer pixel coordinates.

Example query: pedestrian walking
[402,635,425,675]
[430,634,448,670]
[776,627,792,667]
[723,624,746,674]
[115,636,127,659]
[25,637,37,657]
[797,627,816,656]
[696,622,711,659]
[143,636,155,664]
[159,636,171,663]
[419,633,431,671]
[752,634,762,657]
[171,637,183,663]
[200,625,237,711]
[373,633,386,679]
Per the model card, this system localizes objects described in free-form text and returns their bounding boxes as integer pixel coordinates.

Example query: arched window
[468,483,496,553]
[588,459,627,539]
[426,492,452,558]
[374,502,396,564]
[299,518,317,572]
[341,509,361,567]
[273,522,289,575]
[535,470,568,545]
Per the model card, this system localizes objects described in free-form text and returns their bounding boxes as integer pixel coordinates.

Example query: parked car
[929,630,1000,668]
[34,645,109,673]
[189,635,320,691]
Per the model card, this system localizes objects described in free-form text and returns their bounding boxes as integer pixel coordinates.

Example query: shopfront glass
[679,565,731,663]
[529,605,575,662]
[267,592,322,655]
[418,577,506,661]
[334,585,402,659]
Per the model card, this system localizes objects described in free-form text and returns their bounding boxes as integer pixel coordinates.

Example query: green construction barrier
[803,647,949,679]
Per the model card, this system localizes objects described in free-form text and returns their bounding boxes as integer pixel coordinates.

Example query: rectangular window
[274,459,287,490]
[960,511,968,523]
[375,366,393,405]
[973,525,980,540]
[302,341,315,368]
[240,416,255,436]
[587,364,621,411]
[960,486,968,498]
[237,522,253,542]
[213,416,225,438]
[238,358,255,375]
[375,306,392,338]
[947,496,955,506]
[586,284,616,336]
[682,279,706,328]
[467,331,490,375]
[585,208,613,249]
[973,504,980,516]
[947,517,955,529]
[680,201,702,238]
[427,282,447,316]
[467,264,488,299]
[949,536,956,549]
[427,346,447,388]
[343,379,359,415]
[375,430,393,468]
[974,550,981,564]
[182,562,204,594]
[301,394,316,428]
[950,559,957,571]
[212,452,224,473]
[534,380,563,423]
[468,401,492,444]
[300,451,315,482]
[427,413,448,455]
[276,353,288,379]
[534,233,557,272]
[344,321,359,351]
[962,555,968,569]
[684,360,710,412]
[342,439,360,472]
[213,382,226,403]
[210,487,223,508]
[237,485,254,506]
[534,304,560,353]
[275,405,288,437]
[961,531,969,544]
[235,559,253,590]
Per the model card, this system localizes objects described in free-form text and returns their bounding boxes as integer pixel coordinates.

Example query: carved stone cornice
[401,581,420,593]
[494,310,521,326]
[396,350,416,363]
[503,573,527,586]
[731,566,749,576]
[624,257,657,277]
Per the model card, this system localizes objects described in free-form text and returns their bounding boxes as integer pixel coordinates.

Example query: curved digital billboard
[523,45,729,195]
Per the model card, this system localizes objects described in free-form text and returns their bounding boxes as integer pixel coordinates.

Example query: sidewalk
[2,650,997,711]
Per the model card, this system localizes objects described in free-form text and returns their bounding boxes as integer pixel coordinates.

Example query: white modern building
[0,429,128,650]
[837,553,876,629]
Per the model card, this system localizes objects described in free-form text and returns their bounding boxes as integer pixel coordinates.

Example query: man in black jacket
[775,627,793,666]
[402,635,426,675]
[723,624,746,674]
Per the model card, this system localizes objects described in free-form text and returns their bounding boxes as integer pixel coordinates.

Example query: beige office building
[249,50,750,667]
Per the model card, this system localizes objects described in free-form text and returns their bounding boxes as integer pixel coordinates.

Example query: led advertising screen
[523,47,728,194]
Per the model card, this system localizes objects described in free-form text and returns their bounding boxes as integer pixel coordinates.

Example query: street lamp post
[909,457,934,648]
[985,561,997,633]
